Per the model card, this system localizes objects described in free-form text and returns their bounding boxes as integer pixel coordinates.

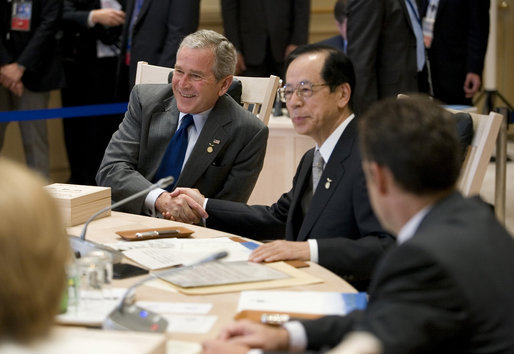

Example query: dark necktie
[154,114,194,191]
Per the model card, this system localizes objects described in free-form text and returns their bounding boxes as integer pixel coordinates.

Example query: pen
[261,313,302,325]
[135,229,180,238]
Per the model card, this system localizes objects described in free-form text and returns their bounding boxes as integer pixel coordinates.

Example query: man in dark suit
[96,30,268,218]
[421,0,490,105]
[119,0,200,89]
[61,0,126,185]
[202,96,514,354]
[319,0,348,53]
[221,0,310,78]
[171,44,393,288]
[0,0,65,177]
[346,0,421,114]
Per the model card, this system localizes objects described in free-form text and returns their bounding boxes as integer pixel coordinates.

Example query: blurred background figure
[0,158,70,347]
[421,0,490,105]
[319,0,348,53]
[60,0,126,185]
[0,0,65,178]
[346,0,423,115]
[221,0,310,79]
[118,0,200,89]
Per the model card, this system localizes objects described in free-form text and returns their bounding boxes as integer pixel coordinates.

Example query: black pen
[135,229,180,238]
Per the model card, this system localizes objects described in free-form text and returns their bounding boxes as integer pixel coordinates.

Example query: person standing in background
[346,0,422,115]
[0,0,65,178]
[60,0,126,185]
[221,0,310,79]
[421,0,490,105]
[118,0,200,90]
[319,0,348,53]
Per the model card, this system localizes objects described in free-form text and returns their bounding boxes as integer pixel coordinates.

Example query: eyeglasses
[278,81,329,103]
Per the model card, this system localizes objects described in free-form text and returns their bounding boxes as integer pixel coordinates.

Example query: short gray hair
[179,29,237,81]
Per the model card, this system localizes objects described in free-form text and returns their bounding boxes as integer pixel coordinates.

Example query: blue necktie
[154,114,194,191]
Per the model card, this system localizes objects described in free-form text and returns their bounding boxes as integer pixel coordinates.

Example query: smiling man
[96,30,268,218]
[172,44,392,289]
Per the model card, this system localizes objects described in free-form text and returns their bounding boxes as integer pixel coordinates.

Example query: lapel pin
[213,139,220,144]
[325,178,332,190]
[207,142,215,153]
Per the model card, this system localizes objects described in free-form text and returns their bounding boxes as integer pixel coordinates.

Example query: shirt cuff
[87,11,95,27]
[308,239,319,263]
[201,198,209,226]
[145,188,165,217]
[283,321,308,352]
[247,350,263,354]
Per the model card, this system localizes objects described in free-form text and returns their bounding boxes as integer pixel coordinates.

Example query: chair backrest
[457,111,503,196]
[134,61,280,125]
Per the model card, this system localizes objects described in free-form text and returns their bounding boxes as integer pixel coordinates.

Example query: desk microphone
[103,250,228,333]
[69,176,174,263]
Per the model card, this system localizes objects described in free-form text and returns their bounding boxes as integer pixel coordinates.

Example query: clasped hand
[155,188,208,223]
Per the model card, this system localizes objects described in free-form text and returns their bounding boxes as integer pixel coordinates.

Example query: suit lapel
[146,93,178,177]
[287,149,315,241]
[296,120,358,241]
[134,0,152,28]
[175,96,232,187]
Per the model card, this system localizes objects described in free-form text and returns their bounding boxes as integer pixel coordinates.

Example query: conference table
[66,211,356,349]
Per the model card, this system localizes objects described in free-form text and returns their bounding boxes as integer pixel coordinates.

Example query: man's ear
[368,161,390,195]
[337,82,351,109]
[218,76,233,96]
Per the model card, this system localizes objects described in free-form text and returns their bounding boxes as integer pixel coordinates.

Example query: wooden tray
[116,226,194,241]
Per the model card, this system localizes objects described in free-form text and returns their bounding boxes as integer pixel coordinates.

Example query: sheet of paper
[56,288,125,326]
[136,301,212,314]
[160,261,289,288]
[167,340,202,354]
[113,237,252,270]
[237,290,367,315]
[163,314,217,334]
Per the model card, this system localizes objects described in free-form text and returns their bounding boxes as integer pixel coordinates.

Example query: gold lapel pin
[207,142,215,153]
[325,178,332,190]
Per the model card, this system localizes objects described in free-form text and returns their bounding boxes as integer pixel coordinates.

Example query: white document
[160,261,289,288]
[136,301,212,314]
[56,288,125,326]
[237,290,363,315]
[109,237,252,270]
[163,314,218,334]
[167,340,202,354]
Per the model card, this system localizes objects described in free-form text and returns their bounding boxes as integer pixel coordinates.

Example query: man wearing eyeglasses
[172,44,393,290]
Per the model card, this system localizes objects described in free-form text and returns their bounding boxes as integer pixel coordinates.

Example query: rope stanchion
[0,102,128,122]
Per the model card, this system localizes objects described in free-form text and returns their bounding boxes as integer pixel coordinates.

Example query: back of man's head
[285,43,356,111]
[178,29,237,81]
[334,0,349,23]
[359,95,462,195]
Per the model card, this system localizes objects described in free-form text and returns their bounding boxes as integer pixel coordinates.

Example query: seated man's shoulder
[133,83,173,101]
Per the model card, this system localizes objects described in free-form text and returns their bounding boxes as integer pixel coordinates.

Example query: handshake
[155,188,209,224]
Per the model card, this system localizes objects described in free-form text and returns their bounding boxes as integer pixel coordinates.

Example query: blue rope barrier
[0,102,128,122]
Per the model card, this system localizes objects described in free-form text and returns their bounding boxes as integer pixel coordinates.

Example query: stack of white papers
[105,237,252,270]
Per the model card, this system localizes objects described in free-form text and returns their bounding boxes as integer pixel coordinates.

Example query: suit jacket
[120,0,200,87]
[0,0,65,91]
[424,0,490,105]
[347,0,418,114]
[96,83,268,214]
[206,118,393,286]
[302,192,514,354]
[221,0,310,66]
[61,0,125,63]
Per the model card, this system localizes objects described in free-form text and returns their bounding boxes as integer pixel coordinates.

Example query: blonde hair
[0,158,70,343]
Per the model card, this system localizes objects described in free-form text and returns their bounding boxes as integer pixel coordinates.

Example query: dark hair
[334,0,349,23]
[359,95,462,195]
[285,43,356,111]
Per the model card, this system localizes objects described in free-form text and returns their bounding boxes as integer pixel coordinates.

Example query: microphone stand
[69,176,174,263]
[103,251,228,333]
